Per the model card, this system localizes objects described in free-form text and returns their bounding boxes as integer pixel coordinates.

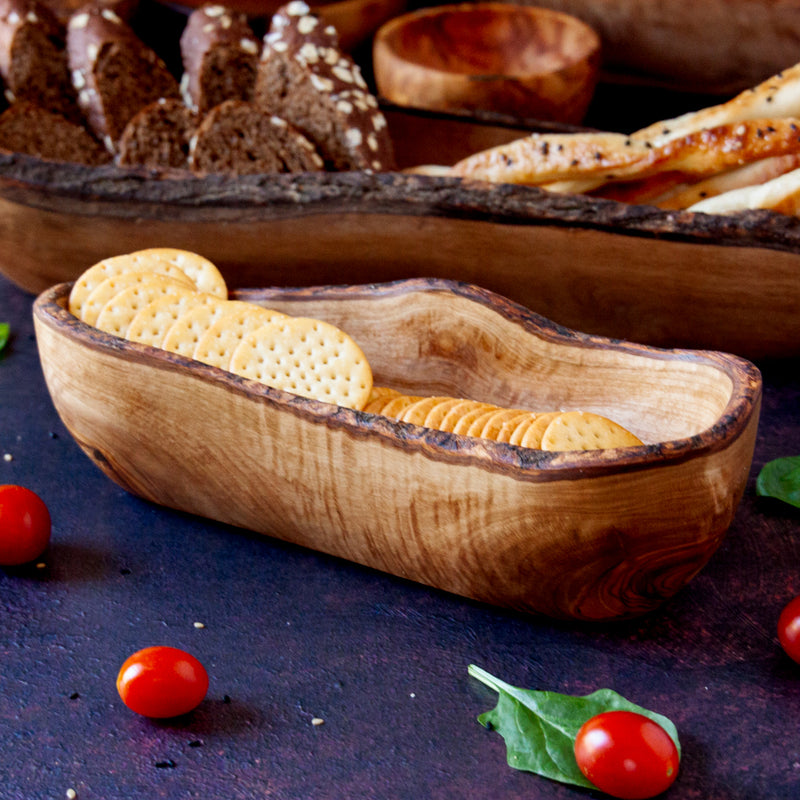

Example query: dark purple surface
[2,271,800,800]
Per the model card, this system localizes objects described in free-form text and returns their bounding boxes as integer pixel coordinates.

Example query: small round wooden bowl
[373,2,601,123]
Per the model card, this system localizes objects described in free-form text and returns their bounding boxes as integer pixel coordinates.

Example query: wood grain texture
[33,279,761,620]
[6,159,800,357]
[516,0,800,94]
[373,3,600,123]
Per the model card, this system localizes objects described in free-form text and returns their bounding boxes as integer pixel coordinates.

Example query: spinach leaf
[468,664,680,789]
[0,323,8,353]
[756,456,800,508]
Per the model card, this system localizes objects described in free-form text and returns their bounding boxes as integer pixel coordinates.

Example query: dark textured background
[3,268,800,800]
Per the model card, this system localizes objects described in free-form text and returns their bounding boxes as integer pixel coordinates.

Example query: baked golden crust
[451,118,800,187]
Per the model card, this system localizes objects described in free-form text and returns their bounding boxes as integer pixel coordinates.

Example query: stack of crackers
[67,248,374,411]
[67,248,644,451]
[364,388,642,451]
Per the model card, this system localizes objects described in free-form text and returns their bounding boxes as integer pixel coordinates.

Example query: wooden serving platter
[33,278,761,621]
[7,150,800,359]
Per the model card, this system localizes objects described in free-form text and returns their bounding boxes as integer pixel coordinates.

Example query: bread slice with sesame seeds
[253,0,394,172]
[66,5,180,153]
[179,3,261,116]
[188,98,324,175]
[0,0,81,121]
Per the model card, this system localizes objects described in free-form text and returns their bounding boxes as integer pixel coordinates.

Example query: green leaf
[756,456,800,508]
[468,664,681,789]
[0,323,8,353]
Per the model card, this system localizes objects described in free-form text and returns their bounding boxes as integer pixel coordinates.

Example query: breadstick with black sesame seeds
[451,118,800,191]
[449,131,650,185]
[632,62,800,147]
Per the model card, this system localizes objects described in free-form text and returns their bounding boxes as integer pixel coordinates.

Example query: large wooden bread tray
[33,278,762,621]
[6,154,800,359]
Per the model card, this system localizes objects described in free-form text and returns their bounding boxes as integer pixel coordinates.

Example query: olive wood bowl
[373,2,601,123]
[33,278,761,621]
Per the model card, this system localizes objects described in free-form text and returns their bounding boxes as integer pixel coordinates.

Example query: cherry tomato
[574,710,679,799]
[778,594,800,664]
[116,646,209,718]
[0,484,51,565]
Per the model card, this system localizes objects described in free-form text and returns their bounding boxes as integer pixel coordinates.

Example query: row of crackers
[66,249,643,451]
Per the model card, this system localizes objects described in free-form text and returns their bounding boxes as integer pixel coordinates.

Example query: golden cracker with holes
[229,316,373,410]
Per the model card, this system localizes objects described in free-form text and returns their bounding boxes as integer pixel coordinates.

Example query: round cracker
[363,391,407,415]
[540,411,643,452]
[160,299,233,358]
[229,316,373,410]
[128,248,227,299]
[519,411,561,449]
[126,291,219,347]
[464,407,504,438]
[193,304,288,369]
[422,398,466,429]
[437,401,494,433]
[478,408,531,441]
[367,386,401,402]
[398,396,450,426]
[378,394,425,420]
[80,270,195,326]
[506,412,542,446]
[76,269,195,325]
[69,256,197,319]
[94,276,202,338]
[452,404,500,436]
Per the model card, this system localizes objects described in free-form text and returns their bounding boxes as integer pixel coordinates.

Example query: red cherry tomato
[778,594,800,664]
[0,484,51,565]
[574,710,679,799]
[116,646,209,718]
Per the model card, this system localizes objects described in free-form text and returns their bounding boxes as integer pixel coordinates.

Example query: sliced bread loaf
[0,99,110,163]
[188,98,323,175]
[66,5,180,152]
[253,0,394,172]
[117,97,198,169]
[179,3,260,115]
[0,0,80,120]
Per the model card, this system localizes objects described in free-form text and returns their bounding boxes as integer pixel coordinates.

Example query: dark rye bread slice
[253,0,394,172]
[66,5,180,153]
[0,0,80,121]
[188,98,323,175]
[179,3,260,115]
[117,97,198,169]
[0,100,109,163]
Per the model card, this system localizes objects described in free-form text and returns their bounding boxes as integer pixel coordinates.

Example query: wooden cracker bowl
[372,2,601,123]
[33,278,761,621]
